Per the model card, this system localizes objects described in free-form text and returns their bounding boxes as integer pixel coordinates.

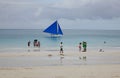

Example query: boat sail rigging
[43,20,63,36]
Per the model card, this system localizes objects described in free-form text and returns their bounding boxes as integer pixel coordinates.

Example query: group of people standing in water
[27,40,87,55]
[28,39,40,48]
[59,41,87,55]
[78,41,87,52]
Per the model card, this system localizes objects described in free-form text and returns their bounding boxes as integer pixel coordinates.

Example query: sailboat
[43,20,63,36]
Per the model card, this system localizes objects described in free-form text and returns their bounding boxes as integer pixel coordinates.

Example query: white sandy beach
[0,50,120,78]
[0,65,120,78]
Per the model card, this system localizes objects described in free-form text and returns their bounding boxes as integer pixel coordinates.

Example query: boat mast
[57,21,59,35]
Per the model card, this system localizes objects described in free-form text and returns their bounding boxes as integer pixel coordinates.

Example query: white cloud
[1,0,120,19]
[0,0,120,29]
[37,0,120,19]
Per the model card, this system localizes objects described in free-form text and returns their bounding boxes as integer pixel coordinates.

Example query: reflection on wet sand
[60,56,64,64]
[79,56,87,61]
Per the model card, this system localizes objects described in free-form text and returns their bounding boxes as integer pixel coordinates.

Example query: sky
[0,0,120,30]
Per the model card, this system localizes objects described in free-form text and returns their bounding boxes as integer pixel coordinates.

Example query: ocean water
[0,29,120,67]
[0,29,120,52]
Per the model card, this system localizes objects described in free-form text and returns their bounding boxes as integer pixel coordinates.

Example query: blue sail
[58,23,63,35]
[43,21,63,35]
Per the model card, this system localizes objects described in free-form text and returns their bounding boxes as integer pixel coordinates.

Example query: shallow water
[0,29,120,52]
[0,29,120,67]
[0,55,120,67]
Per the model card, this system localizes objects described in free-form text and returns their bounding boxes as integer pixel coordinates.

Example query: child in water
[79,43,82,52]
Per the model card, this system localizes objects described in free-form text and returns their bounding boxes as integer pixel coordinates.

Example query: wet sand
[0,50,120,78]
